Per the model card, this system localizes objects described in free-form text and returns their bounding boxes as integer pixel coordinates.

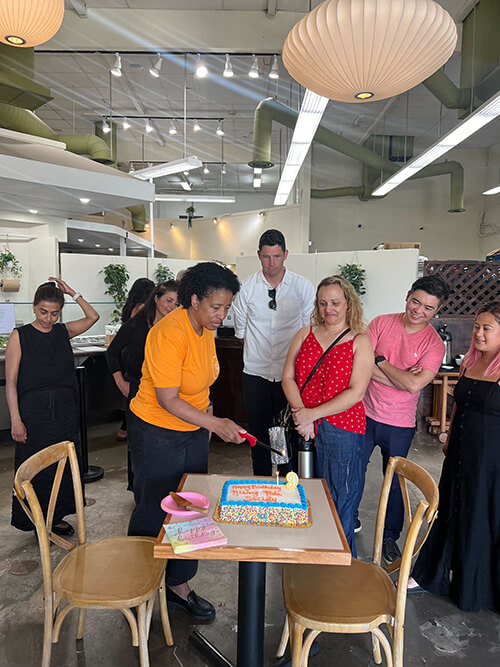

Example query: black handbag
[271,327,351,463]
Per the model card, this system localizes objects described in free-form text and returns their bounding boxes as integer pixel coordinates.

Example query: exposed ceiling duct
[249,97,465,212]
[0,43,148,231]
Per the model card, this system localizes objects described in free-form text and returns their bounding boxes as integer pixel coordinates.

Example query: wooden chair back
[372,456,439,575]
[13,440,86,554]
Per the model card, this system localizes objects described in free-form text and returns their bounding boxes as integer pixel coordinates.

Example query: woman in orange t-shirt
[128,262,245,622]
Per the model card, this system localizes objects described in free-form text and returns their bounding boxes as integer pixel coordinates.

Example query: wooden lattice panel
[424,260,500,318]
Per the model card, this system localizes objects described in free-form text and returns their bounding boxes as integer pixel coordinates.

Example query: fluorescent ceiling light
[192,119,201,132]
[195,54,208,78]
[145,119,153,133]
[78,238,84,242]
[155,194,235,203]
[133,156,202,180]
[483,184,500,195]
[223,54,234,78]
[216,119,224,136]
[79,197,90,204]
[373,90,500,197]
[111,53,122,77]
[269,55,279,80]
[248,55,259,78]
[274,89,329,206]
[168,121,177,135]
[122,117,130,130]
[149,55,162,78]
[180,181,192,191]
[29,209,38,214]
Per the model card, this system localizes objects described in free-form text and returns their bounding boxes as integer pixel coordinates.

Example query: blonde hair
[311,275,365,333]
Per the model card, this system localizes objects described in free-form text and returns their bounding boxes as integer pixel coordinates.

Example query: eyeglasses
[268,288,277,310]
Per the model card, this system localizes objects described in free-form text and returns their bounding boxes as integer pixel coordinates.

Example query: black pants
[127,411,209,586]
[242,373,288,476]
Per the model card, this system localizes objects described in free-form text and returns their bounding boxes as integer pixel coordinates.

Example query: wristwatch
[375,355,386,366]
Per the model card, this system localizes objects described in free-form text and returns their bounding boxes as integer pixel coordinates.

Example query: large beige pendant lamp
[0,0,64,48]
[282,0,457,103]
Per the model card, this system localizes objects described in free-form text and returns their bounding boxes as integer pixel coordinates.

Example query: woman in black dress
[106,280,178,490]
[409,301,500,612]
[6,279,99,535]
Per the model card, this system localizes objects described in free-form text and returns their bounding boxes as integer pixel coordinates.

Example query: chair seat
[53,536,166,608]
[283,560,396,630]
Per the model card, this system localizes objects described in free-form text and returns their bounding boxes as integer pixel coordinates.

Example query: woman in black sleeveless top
[409,301,500,612]
[6,279,99,535]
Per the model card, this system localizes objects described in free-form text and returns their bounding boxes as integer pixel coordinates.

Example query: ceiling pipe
[421,69,471,110]
[312,162,463,212]
[250,97,465,211]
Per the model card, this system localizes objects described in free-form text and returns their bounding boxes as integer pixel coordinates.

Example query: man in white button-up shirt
[232,230,315,475]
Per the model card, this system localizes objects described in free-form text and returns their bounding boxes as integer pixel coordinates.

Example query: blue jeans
[354,417,415,541]
[315,421,364,557]
[127,411,209,586]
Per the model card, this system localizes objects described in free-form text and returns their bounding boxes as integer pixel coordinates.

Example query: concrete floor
[0,422,498,667]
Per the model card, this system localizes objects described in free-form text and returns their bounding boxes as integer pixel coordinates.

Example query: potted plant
[339,262,366,297]
[101,263,129,326]
[154,263,175,283]
[0,247,22,291]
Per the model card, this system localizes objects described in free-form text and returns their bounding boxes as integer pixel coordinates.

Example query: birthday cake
[215,479,311,528]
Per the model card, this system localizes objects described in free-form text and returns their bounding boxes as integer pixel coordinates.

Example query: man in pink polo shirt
[354,276,449,563]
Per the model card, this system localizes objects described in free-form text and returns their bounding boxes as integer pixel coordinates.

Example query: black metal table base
[76,365,104,485]
[189,561,266,667]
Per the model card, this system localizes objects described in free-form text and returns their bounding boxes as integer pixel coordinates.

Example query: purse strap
[299,327,351,394]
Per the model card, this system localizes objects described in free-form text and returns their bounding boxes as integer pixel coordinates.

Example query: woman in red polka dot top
[282,275,373,555]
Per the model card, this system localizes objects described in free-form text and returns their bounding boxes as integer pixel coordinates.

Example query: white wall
[310,147,489,260]
[158,203,308,263]
[236,248,419,323]
[480,141,500,257]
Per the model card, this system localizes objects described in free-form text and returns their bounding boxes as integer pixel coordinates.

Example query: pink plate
[161,492,210,517]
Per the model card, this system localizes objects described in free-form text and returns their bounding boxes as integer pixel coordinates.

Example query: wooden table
[425,367,460,438]
[155,473,350,667]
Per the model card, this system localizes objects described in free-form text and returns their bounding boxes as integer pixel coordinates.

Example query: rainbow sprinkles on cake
[216,479,311,527]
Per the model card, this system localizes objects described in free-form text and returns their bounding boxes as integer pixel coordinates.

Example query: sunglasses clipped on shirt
[268,288,277,310]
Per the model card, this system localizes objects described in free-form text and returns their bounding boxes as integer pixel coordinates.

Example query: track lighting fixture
[102,118,111,134]
[216,119,224,136]
[248,55,259,79]
[193,119,201,132]
[269,55,279,80]
[149,55,162,78]
[195,54,208,78]
[111,52,122,77]
[128,164,135,174]
[122,117,130,130]
[203,163,210,174]
[180,180,192,191]
[145,119,153,133]
[223,54,234,78]
[168,121,177,135]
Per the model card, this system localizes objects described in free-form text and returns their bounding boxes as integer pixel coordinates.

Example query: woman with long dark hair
[409,301,500,612]
[107,280,178,490]
[6,278,99,535]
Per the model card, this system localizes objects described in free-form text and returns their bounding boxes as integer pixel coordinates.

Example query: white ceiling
[31,0,498,199]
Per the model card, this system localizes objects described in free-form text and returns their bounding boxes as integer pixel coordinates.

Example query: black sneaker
[166,588,216,622]
[354,518,362,533]
[382,537,401,563]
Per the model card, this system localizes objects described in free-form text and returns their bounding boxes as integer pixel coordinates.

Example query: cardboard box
[374,242,421,251]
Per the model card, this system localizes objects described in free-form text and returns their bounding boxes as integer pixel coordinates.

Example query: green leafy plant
[154,263,175,283]
[0,249,22,280]
[101,263,129,324]
[185,205,195,216]
[339,263,366,297]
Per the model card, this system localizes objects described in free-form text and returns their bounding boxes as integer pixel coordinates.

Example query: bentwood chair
[13,440,173,667]
[277,456,439,667]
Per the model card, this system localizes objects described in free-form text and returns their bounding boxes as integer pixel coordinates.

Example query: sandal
[52,521,75,536]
